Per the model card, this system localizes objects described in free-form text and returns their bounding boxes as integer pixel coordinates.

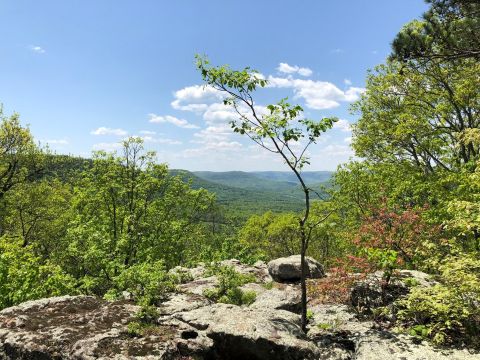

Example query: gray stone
[0,262,477,360]
[0,296,211,359]
[220,258,272,283]
[250,285,301,313]
[157,292,212,315]
[350,269,436,311]
[267,255,325,283]
[355,331,480,360]
[177,275,219,296]
[173,303,320,360]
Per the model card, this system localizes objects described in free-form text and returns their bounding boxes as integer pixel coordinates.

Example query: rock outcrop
[267,255,325,282]
[0,295,211,359]
[0,258,478,360]
[350,269,437,311]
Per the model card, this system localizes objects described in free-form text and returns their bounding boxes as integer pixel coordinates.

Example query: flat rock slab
[173,303,319,360]
[355,331,480,360]
[250,285,301,313]
[0,296,210,359]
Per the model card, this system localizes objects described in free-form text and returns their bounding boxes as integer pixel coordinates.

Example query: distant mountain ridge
[42,153,333,217]
[170,170,333,216]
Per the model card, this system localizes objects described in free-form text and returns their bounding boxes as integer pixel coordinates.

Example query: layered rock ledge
[0,258,478,360]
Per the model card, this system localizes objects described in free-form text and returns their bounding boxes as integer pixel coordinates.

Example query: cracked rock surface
[0,259,479,359]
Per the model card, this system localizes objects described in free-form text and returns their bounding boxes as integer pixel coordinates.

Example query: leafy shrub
[113,261,176,306]
[127,305,160,337]
[262,281,274,290]
[354,202,441,269]
[168,267,194,284]
[203,264,257,305]
[395,255,480,347]
[0,237,78,309]
[403,277,420,287]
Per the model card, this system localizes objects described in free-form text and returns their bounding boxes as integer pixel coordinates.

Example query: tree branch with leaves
[196,55,337,331]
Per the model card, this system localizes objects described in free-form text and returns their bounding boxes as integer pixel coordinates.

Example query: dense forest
[0,0,479,349]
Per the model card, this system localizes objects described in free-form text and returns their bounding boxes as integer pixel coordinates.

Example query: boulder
[177,275,219,296]
[350,270,436,311]
[307,304,372,336]
[172,303,319,360]
[250,285,301,313]
[267,255,325,283]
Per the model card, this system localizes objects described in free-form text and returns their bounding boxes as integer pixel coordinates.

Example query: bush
[203,264,257,305]
[0,237,78,309]
[113,261,177,306]
[126,305,160,337]
[308,255,371,305]
[395,255,480,347]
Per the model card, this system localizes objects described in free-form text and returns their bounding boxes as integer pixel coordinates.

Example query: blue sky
[0,0,427,171]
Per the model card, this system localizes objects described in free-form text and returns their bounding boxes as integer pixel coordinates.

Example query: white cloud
[171,85,223,112]
[330,48,344,54]
[202,103,238,124]
[321,144,353,157]
[333,119,352,132]
[193,124,232,142]
[267,76,365,110]
[344,87,365,101]
[277,63,313,77]
[92,142,122,151]
[141,135,182,145]
[344,79,352,86]
[29,45,46,54]
[91,127,128,136]
[344,137,352,143]
[148,114,199,129]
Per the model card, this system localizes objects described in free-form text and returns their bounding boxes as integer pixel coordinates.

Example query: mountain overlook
[171,170,333,216]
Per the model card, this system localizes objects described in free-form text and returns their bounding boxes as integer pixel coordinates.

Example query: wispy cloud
[148,114,199,129]
[91,127,128,136]
[277,62,313,77]
[29,45,46,54]
[92,142,122,151]
[267,76,365,110]
[333,119,352,132]
[140,135,182,145]
[171,85,223,112]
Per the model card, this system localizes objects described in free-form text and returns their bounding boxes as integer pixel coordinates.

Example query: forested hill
[42,155,331,216]
[171,170,332,216]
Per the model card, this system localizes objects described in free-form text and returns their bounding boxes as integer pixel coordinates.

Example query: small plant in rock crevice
[126,305,161,338]
[202,264,257,306]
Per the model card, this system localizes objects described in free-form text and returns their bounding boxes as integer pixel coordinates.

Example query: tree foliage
[392,0,480,62]
[196,55,335,331]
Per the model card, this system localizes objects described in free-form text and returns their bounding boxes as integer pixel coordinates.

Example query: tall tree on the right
[392,0,480,62]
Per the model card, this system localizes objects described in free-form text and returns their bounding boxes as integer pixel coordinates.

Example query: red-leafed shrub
[354,201,441,269]
[309,255,372,304]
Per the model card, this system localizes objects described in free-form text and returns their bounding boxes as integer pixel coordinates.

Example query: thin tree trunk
[300,232,308,332]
